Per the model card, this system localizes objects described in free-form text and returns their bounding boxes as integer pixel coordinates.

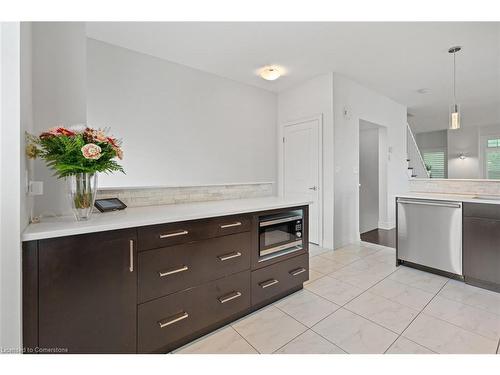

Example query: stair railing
[406,123,430,179]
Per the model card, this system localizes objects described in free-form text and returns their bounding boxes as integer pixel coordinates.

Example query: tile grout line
[309,256,446,354]
[310,247,484,354]
[432,287,500,317]
[183,245,495,354]
[391,336,438,354]
[232,297,311,354]
[390,279,452,354]
[254,306,310,354]
[230,303,286,354]
[407,279,500,343]
[303,266,406,353]
[230,245,378,355]
[270,328,312,354]
[229,325,262,354]
[416,303,500,344]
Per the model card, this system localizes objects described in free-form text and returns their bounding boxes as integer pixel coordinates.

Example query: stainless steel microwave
[258,210,304,261]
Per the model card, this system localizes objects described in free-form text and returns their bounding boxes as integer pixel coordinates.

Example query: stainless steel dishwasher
[397,198,463,276]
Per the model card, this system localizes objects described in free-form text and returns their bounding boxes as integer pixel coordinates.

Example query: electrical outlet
[29,181,44,196]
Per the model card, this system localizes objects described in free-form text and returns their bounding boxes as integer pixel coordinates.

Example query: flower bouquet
[27,126,125,221]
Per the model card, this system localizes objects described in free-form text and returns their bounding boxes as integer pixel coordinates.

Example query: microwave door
[259,221,302,257]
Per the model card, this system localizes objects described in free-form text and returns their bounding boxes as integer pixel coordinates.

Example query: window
[486,137,500,179]
[487,138,500,148]
[423,151,445,179]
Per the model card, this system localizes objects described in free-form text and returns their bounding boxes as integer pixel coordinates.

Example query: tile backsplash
[97,183,274,208]
[409,179,500,195]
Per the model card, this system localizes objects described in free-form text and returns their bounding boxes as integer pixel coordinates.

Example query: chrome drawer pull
[159,230,189,239]
[158,311,189,328]
[129,240,134,273]
[159,265,189,277]
[218,291,242,304]
[259,279,279,289]
[289,267,307,276]
[220,222,242,229]
[218,251,242,261]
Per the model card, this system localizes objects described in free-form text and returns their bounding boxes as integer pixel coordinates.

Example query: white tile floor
[174,242,500,354]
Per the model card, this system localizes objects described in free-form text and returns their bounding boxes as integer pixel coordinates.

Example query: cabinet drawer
[138,270,250,353]
[463,203,500,220]
[137,214,251,251]
[138,232,251,303]
[251,254,309,306]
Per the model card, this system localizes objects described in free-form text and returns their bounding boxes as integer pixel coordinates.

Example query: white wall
[277,73,335,248]
[20,22,33,228]
[87,39,277,189]
[32,22,87,217]
[447,127,480,179]
[359,126,379,233]
[415,130,448,151]
[0,21,22,351]
[333,73,408,248]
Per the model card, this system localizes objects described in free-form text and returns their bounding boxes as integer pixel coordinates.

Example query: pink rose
[81,143,102,160]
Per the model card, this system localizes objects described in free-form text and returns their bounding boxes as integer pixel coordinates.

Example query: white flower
[69,124,87,134]
[81,143,102,160]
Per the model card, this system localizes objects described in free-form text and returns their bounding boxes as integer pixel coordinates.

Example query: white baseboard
[378,221,395,230]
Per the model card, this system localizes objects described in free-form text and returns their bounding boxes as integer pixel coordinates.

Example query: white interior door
[283,119,321,244]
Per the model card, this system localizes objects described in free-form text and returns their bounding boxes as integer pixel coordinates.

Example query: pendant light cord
[453,51,457,103]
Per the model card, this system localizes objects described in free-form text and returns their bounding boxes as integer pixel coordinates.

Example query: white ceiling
[86,22,500,133]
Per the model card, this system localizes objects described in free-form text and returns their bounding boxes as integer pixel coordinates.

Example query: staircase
[406,123,430,179]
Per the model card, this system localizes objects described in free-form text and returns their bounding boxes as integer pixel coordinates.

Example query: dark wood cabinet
[22,206,309,353]
[137,214,251,251]
[34,229,138,353]
[138,232,251,303]
[463,203,500,292]
[251,254,309,306]
[138,270,250,353]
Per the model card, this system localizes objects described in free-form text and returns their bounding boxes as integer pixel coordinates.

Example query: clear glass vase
[66,173,98,221]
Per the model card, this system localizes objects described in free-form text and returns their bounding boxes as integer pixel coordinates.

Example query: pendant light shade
[448,46,462,130]
[450,103,461,130]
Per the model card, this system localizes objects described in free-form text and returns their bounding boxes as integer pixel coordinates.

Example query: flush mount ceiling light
[259,65,283,81]
[448,46,462,130]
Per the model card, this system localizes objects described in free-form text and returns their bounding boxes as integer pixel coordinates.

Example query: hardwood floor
[360,228,396,248]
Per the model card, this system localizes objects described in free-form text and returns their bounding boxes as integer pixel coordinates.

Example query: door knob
[308,186,318,191]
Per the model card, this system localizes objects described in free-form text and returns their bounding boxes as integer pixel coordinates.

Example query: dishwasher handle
[397,199,462,209]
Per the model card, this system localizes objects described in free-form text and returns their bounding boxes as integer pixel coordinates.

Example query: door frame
[358,125,380,235]
[278,114,323,246]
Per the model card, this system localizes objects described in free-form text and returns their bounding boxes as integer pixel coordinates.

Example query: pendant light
[448,46,462,130]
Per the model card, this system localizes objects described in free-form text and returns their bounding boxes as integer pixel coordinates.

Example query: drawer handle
[159,265,189,277]
[220,222,242,229]
[217,251,242,261]
[158,311,189,328]
[259,279,279,289]
[218,291,242,304]
[289,267,307,276]
[159,230,189,239]
[129,239,134,273]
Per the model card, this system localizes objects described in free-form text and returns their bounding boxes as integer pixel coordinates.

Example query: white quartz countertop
[22,196,311,241]
[397,192,500,205]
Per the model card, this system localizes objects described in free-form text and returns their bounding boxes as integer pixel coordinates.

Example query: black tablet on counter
[94,198,127,212]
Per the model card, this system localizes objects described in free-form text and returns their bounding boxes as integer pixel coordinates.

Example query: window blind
[423,151,445,179]
[486,150,500,179]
